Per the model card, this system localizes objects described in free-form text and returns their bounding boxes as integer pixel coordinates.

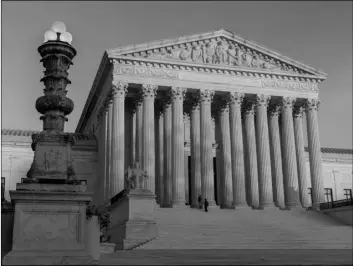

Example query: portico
[76,29,327,210]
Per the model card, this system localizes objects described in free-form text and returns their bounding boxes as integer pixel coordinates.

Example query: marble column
[190,99,202,208]
[281,97,300,208]
[163,100,173,207]
[199,89,216,206]
[141,84,158,194]
[293,105,310,208]
[130,105,136,165]
[158,112,164,206]
[268,103,285,208]
[154,112,160,204]
[305,98,325,209]
[135,99,143,164]
[106,96,113,200]
[170,87,186,205]
[218,101,233,209]
[255,94,274,208]
[184,152,189,205]
[110,81,128,197]
[243,100,260,208]
[98,104,108,205]
[229,92,247,207]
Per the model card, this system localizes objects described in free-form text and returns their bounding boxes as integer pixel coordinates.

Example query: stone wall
[1,133,98,203]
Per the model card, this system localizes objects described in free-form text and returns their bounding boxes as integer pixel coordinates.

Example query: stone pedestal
[107,189,157,250]
[3,184,93,265]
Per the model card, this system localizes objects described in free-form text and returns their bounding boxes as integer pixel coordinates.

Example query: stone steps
[136,206,352,250]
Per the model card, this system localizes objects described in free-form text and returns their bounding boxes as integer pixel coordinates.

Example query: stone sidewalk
[99,249,353,265]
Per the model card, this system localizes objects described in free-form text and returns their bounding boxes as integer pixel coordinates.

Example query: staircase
[99,206,352,265]
[137,206,352,249]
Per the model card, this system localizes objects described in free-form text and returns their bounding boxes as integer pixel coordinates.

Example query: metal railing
[320,198,353,211]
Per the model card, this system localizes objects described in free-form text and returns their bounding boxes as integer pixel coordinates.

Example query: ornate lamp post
[36,21,76,132]
[3,22,93,265]
[24,22,79,184]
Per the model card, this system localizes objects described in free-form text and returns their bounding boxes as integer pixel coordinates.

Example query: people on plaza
[198,194,203,209]
[204,198,209,212]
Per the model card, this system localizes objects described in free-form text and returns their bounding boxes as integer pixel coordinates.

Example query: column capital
[112,81,128,98]
[141,84,158,100]
[170,87,187,102]
[256,94,271,107]
[218,100,230,114]
[229,92,245,106]
[190,97,200,111]
[242,100,256,116]
[293,105,305,118]
[183,112,190,121]
[305,98,320,111]
[198,89,215,104]
[268,102,282,117]
[282,96,296,109]
[162,98,172,112]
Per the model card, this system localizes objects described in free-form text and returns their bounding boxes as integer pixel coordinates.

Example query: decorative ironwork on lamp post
[36,21,77,132]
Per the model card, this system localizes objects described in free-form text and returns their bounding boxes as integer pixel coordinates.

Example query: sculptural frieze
[125,38,309,75]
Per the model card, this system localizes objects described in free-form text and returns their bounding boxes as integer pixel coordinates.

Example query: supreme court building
[75,29,330,210]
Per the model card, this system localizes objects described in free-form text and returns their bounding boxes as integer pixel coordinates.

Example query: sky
[1,1,352,149]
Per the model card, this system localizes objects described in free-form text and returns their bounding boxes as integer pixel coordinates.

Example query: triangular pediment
[107,29,326,78]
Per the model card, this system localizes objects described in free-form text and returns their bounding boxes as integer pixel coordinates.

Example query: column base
[279,206,292,211]
[220,204,235,209]
[160,203,173,208]
[234,204,252,210]
[251,206,264,210]
[260,203,277,209]
[172,200,186,206]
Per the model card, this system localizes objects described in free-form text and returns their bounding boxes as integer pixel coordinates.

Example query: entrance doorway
[213,157,218,205]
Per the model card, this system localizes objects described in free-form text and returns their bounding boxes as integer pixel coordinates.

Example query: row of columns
[96,81,325,210]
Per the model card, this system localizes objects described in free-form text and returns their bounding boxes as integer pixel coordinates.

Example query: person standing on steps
[198,195,203,209]
[204,198,209,212]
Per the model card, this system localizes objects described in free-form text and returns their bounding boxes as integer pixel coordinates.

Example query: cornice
[112,57,325,84]
[75,52,110,133]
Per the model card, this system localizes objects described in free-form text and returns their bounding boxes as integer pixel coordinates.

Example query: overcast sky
[2,1,352,148]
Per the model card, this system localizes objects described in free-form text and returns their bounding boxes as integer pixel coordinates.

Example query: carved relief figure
[242,50,253,67]
[179,47,191,61]
[235,47,244,66]
[251,54,260,68]
[163,49,178,60]
[214,41,226,64]
[191,45,203,63]
[204,43,215,64]
[44,148,62,171]
[227,44,237,66]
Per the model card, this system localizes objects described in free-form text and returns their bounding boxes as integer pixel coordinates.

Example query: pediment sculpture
[125,161,149,191]
[125,39,304,74]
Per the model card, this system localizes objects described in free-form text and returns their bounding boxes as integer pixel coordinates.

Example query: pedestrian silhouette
[198,195,202,209]
[204,198,209,212]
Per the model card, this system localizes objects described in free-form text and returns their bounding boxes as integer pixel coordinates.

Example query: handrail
[319,198,353,211]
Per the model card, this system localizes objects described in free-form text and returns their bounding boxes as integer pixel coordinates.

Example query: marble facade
[74,30,346,210]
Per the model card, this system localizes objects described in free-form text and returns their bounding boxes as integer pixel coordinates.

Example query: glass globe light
[60,31,73,45]
[51,21,66,33]
[44,29,58,42]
